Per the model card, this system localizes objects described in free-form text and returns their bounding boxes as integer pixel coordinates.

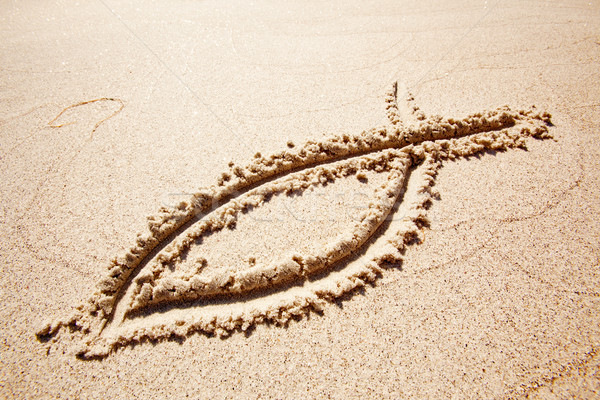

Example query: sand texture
[2,1,600,398]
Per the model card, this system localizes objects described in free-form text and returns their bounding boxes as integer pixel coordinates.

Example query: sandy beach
[1,1,600,398]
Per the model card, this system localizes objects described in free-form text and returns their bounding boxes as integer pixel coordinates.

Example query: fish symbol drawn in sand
[37,82,553,358]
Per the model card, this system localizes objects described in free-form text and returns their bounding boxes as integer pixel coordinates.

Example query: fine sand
[2,1,600,398]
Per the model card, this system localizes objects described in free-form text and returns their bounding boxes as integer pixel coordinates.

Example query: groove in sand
[36,82,553,358]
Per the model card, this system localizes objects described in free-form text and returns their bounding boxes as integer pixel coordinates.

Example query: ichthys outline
[36,82,553,358]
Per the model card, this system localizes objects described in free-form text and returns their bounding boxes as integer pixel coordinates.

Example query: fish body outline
[37,82,552,358]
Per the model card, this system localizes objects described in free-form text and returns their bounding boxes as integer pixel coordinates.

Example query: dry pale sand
[1,0,600,398]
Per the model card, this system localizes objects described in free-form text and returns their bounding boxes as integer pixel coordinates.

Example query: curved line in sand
[36,82,553,358]
[128,148,411,311]
[48,98,124,138]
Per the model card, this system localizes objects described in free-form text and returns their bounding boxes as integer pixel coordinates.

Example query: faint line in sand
[385,0,502,95]
[48,97,124,139]
[97,0,249,148]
